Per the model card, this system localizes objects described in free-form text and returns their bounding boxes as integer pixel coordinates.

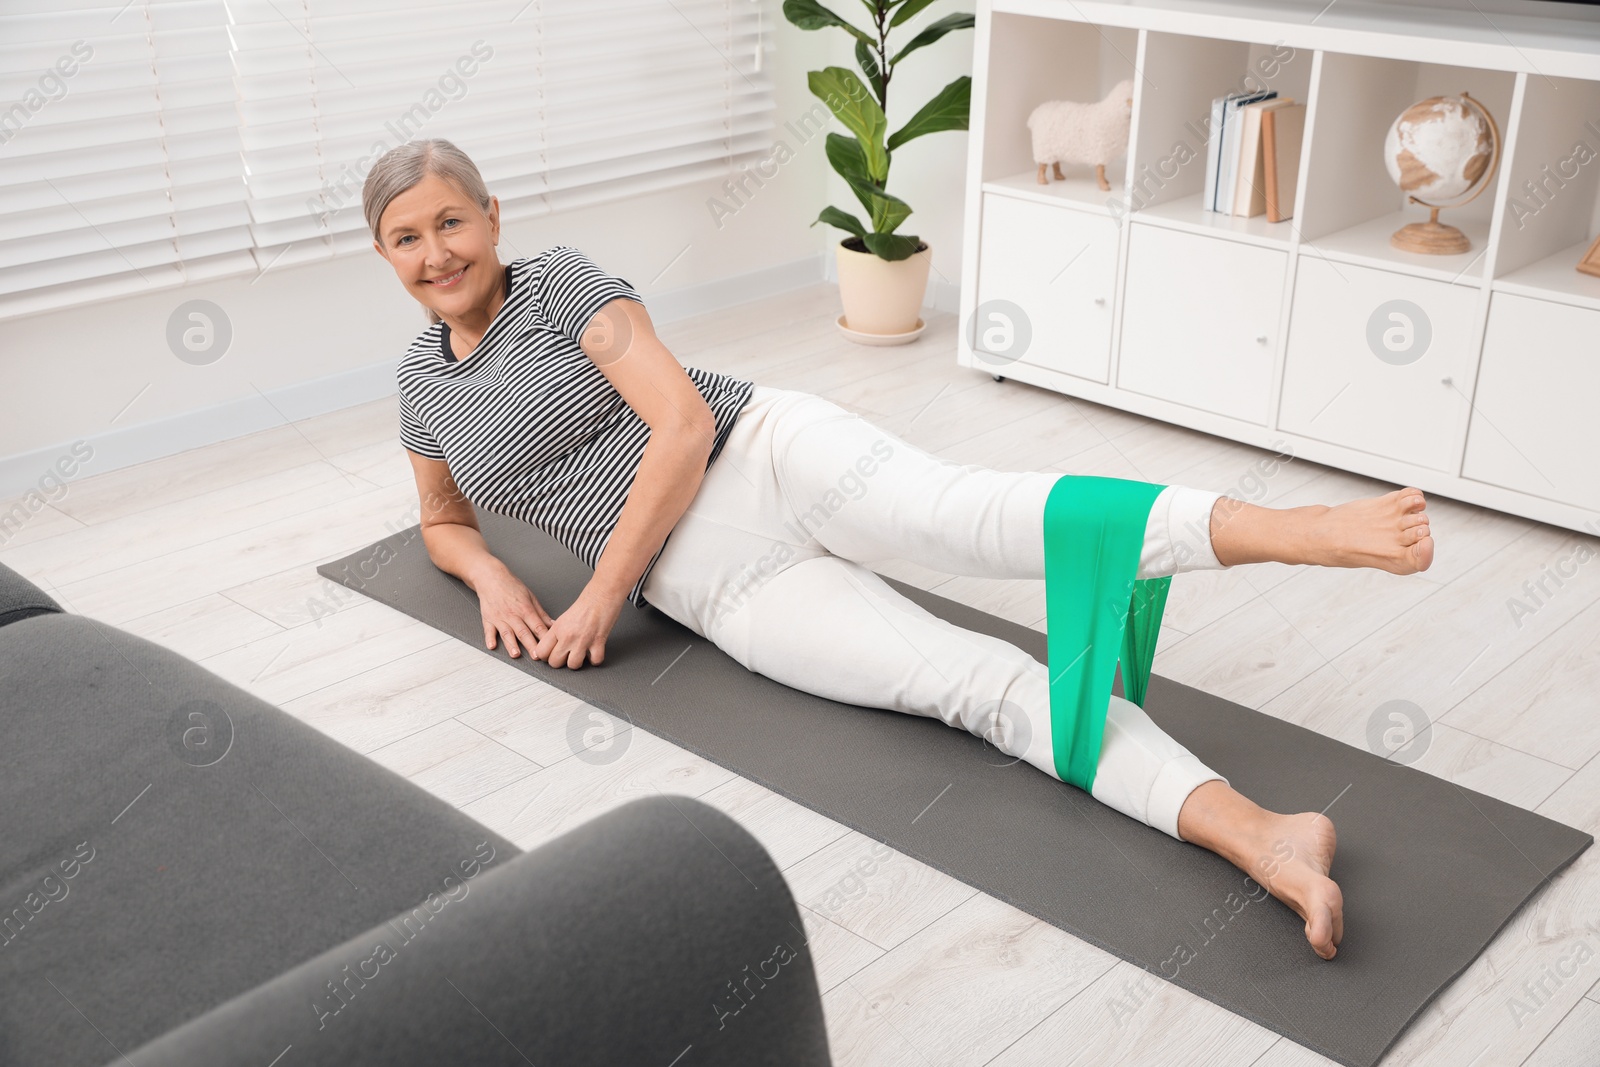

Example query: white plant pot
[834,237,931,344]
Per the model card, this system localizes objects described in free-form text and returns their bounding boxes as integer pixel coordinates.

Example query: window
[0,0,774,320]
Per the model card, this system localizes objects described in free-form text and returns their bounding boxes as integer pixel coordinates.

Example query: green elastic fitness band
[1043,475,1173,793]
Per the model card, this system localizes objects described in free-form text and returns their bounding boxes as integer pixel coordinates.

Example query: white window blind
[0,1,254,319]
[0,0,774,320]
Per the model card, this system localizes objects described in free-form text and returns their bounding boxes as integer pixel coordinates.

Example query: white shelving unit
[959,0,1600,533]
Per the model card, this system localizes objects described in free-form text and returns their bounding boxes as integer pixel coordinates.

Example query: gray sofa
[0,560,832,1065]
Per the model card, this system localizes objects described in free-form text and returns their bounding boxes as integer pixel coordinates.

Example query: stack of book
[1203,90,1306,221]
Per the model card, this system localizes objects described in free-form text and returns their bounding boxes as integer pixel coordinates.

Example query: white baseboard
[0,253,831,501]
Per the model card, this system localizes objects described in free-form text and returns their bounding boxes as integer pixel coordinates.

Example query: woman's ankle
[1210,498,1325,568]
[1176,779,1270,863]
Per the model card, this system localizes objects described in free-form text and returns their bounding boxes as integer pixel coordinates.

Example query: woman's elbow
[661,416,717,450]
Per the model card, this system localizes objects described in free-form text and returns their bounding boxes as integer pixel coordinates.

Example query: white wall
[0,4,979,499]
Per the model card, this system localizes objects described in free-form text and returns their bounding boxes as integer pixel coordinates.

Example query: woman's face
[373,172,501,321]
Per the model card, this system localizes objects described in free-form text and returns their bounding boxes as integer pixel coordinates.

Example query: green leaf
[832,137,883,223]
[844,182,881,226]
[888,0,940,27]
[862,232,924,260]
[855,39,885,104]
[841,173,912,233]
[781,0,874,46]
[886,75,970,151]
[807,67,889,182]
[826,134,882,221]
[812,205,868,239]
[825,132,871,187]
[888,11,974,65]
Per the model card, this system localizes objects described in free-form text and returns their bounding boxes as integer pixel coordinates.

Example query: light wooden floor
[6,282,1598,1066]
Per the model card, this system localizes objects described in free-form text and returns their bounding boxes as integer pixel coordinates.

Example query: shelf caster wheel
[992,374,1005,382]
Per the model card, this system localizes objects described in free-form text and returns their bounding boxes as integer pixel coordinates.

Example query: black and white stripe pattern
[397,246,755,610]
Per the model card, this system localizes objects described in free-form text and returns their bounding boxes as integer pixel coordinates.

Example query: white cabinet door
[1463,292,1600,511]
[974,193,1119,383]
[1278,256,1477,472]
[1117,223,1283,424]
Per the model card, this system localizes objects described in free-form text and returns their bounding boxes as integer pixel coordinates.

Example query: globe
[1383,94,1493,202]
[1382,92,1500,255]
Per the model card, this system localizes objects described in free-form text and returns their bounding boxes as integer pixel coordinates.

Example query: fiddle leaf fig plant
[783,0,974,261]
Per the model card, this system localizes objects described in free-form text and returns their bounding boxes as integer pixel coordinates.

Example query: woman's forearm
[421,521,511,590]
[589,426,715,603]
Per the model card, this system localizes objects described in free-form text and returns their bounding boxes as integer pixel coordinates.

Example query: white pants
[640,385,1232,840]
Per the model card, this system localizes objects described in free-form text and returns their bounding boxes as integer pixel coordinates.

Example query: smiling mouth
[427,266,467,287]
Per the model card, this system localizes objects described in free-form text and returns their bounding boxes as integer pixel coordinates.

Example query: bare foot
[1311,487,1434,575]
[1241,812,1345,960]
[1177,782,1345,959]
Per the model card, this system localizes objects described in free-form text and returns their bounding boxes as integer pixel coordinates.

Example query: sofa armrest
[111,795,833,1067]
[0,560,61,627]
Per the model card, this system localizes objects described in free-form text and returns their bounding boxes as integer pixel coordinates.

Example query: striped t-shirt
[396,246,755,610]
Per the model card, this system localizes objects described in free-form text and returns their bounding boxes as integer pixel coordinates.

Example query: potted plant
[783,0,974,343]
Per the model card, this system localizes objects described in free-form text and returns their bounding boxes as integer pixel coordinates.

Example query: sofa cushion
[0,560,61,627]
[0,612,519,1067]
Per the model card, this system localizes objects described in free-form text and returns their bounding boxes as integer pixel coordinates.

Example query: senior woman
[365,138,1437,962]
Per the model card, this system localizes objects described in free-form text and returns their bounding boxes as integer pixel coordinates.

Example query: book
[1203,93,1231,213]
[1231,97,1297,216]
[1262,102,1307,223]
[1217,90,1276,214]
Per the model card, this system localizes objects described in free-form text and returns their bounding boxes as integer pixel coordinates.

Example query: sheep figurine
[1027,79,1134,190]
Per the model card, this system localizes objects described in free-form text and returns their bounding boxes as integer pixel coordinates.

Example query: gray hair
[363,138,493,326]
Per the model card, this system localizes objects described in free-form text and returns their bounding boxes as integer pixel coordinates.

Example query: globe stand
[1387,90,1500,257]
[1391,204,1472,255]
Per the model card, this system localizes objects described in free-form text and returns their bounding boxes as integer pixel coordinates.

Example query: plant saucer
[835,313,927,346]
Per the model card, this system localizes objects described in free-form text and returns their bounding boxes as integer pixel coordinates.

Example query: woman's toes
[1307,907,1337,959]
[1244,811,1346,959]
[1384,490,1433,574]
[1317,489,1437,574]
[1409,527,1435,571]
[1292,873,1344,959]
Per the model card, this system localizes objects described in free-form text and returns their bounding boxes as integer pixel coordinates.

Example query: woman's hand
[474,563,555,661]
[534,587,625,670]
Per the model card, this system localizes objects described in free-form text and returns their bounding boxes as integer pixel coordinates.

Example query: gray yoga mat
[319,508,1592,1067]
